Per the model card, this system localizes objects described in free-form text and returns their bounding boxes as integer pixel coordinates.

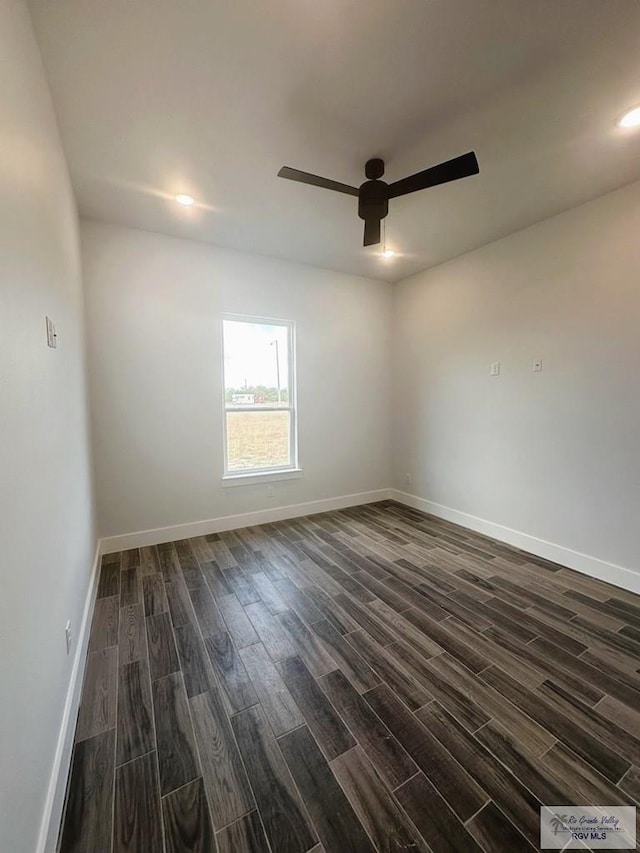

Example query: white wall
[0,2,96,851]
[393,179,640,588]
[81,221,392,539]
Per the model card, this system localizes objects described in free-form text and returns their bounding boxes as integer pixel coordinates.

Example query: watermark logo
[541,806,636,849]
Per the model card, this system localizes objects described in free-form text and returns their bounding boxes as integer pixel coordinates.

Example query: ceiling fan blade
[388,151,479,199]
[363,219,381,246]
[278,166,359,197]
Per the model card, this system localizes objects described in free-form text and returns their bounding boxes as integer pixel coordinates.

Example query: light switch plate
[533,358,543,372]
[46,316,57,348]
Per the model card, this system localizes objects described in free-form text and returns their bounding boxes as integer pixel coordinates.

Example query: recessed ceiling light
[381,248,395,258]
[175,194,195,206]
[617,106,640,128]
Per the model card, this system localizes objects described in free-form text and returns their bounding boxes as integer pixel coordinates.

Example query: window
[222,316,297,478]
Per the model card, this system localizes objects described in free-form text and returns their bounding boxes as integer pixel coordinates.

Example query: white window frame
[221,313,300,484]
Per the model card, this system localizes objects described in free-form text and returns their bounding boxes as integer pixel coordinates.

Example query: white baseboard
[390,490,640,595]
[100,489,393,554]
[100,486,640,595]
[37,542,102,853]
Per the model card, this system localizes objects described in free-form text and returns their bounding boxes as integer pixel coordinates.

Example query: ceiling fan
[278,151,479,247]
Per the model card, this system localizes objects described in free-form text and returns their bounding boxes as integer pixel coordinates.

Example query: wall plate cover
[46,316,57,348]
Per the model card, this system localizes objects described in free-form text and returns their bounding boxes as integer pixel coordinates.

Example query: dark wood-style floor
[59,501,640,852]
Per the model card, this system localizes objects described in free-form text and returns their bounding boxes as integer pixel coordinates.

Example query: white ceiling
[29,0,640,282]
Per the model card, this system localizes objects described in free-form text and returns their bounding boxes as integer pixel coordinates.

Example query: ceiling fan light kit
[278,151,479,248]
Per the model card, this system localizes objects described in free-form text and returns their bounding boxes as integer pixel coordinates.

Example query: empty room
[2,0,640,851]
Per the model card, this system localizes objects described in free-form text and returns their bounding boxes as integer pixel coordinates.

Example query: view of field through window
[223,318,294,472]
[226,411,290,471]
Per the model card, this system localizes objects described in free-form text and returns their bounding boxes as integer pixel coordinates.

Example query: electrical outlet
[490,361,500,376]
[65,621,72,654]
[405,473,413,486]
[533,358,543,372]
[266,485,275,498]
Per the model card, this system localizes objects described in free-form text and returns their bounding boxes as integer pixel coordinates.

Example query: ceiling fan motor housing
[358,180,389,221]
[359,158,389,222]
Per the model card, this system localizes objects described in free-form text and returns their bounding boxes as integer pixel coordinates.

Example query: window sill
[221,468,303,487]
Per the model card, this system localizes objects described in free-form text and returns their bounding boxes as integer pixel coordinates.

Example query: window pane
[226,410,290,472]
[223,320,289,409]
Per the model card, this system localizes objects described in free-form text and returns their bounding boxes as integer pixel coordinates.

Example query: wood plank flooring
[60,501,640,852]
